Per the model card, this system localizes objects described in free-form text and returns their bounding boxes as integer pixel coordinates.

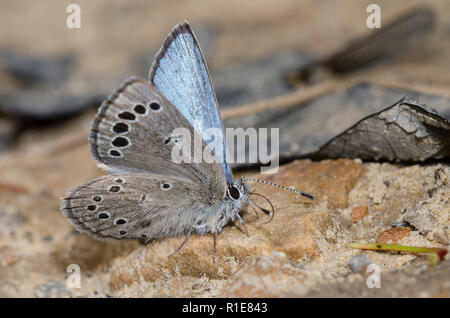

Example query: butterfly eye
[228,185,240,200]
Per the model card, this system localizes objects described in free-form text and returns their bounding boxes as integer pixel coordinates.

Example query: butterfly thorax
[193,179,249,236]
[218,179,250,232]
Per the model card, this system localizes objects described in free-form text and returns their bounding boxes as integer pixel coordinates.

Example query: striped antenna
[242,177,314,200]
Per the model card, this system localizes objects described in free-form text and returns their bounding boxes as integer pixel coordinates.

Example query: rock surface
[0,129,448,297]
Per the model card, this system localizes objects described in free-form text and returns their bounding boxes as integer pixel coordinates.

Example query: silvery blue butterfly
[61,22,313,260]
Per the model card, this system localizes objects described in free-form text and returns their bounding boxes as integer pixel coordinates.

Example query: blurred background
[0,0,449,154]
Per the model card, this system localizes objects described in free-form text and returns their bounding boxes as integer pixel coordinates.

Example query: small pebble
[0,246,21,266]
[34,281,72,298]
[377,227,410,244]
[348,254,372,273]
[350,206,368,222]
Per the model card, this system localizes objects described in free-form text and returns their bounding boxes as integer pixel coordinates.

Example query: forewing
[89,77,226,194]
[149,22,233,182]
[61,174,221,241]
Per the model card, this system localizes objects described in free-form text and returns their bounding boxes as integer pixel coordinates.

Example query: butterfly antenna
[248,192,275,224]
[243,177,314,200]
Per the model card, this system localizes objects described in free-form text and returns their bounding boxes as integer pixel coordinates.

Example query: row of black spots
[87,183,124,214]
[109,113,129,159]
[95,213,127,225]
[87,185,125,222]
[87,195,103,213]
[129,102,159,117]
[112,216,128,237]
[113,101,161,135]
[108,136,128,158]
[99,186,122,231]
[109,101,161,159]
[95,213,127,236]
[116,101,161,123]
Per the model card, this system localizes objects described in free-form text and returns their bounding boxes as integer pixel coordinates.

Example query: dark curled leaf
[285,7,435,85]
[0,90,105,121]
[313,96,450,162]
[325,7,435,73]
[213,50,310,108]
[225,83,450,169]
[0,49,75,87]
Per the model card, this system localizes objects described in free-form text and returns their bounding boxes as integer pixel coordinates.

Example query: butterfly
[61,21,313,261]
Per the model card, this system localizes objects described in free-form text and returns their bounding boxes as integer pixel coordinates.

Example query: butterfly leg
[247,197,259,217]
[139,236,154,245]
[235,214,249,237]
[212,232,217,264]
[169,230,192,257]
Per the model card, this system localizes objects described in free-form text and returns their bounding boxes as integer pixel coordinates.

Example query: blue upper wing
[149,22,232,182]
